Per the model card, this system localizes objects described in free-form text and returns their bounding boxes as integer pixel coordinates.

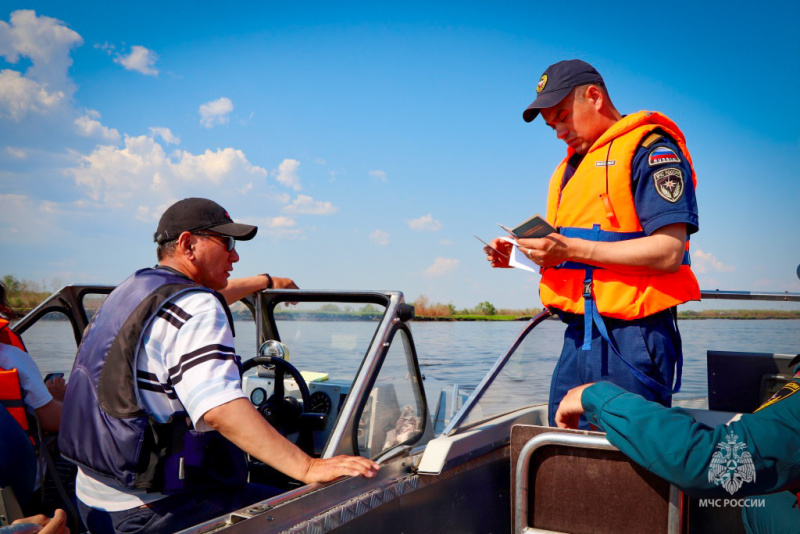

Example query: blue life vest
[59,267,246,493]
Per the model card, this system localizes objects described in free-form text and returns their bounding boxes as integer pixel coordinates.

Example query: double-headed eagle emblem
[708,430,756,495]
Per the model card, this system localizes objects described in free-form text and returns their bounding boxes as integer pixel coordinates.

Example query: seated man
[555,368,800,533]
[1,283,65,512]
[0,281,64,435]
[59,198,379,534]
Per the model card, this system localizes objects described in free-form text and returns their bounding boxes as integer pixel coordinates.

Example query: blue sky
[1,1,799,310]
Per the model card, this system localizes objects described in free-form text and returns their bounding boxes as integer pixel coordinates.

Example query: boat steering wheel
[241,355,313,444]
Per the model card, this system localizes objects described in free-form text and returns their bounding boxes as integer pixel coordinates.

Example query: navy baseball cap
[154,198,258,244]
[522,59,605,122]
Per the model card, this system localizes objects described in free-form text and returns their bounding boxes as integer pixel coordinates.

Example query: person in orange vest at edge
[0,281,66,515]
[486,59,700,428]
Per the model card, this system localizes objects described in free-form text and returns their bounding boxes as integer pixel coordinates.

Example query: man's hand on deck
[555,383,594,429]
[302,456,380,484]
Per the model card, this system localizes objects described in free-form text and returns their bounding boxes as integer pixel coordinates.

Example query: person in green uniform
[555,365,800,534]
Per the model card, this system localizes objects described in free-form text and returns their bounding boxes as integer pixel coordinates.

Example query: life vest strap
[557,225,690,269]
[560,226,646,241]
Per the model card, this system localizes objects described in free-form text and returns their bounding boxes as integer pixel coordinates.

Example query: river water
[19,318,800,403]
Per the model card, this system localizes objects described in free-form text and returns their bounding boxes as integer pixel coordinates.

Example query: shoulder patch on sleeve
[648,146,681,166]
[652,167,685,203]
[755,378,800,412]
[641,133,663,148]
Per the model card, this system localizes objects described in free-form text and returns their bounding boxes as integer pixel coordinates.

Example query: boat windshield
[453,312,564,431]
[269,301,384,381]
[247,293,433,459]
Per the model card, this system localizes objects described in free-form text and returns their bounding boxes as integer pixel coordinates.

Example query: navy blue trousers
[548,308,681,428]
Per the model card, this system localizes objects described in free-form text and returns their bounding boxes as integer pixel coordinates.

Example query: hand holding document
[497,236,539,273]
[480,214,556,273]
[474,235,509,259]
[500,214,556,239]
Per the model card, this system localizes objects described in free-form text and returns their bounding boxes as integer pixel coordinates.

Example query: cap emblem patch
[652,167,684,203]
[537,74,548,93]
[648,147,681,166]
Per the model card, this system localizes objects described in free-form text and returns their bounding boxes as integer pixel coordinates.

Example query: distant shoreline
[414,313,800,322]
[10,308,800,322]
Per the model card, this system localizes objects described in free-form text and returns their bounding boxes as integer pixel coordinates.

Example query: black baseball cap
[522,59,605,122]
[154,198,258,245]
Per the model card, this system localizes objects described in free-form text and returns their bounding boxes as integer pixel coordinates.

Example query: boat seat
[511,425,680,534]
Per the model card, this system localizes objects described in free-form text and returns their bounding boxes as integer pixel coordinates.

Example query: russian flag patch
[648,146,681,166]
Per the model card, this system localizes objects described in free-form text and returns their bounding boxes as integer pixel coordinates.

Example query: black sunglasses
[192,232,236,252]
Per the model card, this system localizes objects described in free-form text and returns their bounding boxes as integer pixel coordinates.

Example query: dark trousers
[78,483,282,534]
[548,309,681,428]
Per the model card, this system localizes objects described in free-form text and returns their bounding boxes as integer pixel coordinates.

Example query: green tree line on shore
[2,275,55,314]
[410,295,800,320]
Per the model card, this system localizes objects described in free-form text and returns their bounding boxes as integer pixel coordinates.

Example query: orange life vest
[0,317,27,352]
[540,111,701,320]
[0,367,33,442]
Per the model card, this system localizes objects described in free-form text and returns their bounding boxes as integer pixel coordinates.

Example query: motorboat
[7,286,799,533]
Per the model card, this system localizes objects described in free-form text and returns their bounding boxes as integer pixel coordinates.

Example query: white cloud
[274,158,302,191]
[171,147,267,185]
[264,216,296,228]
[439,238,454,246]
[0,10,83,94]
[692,249,735,274]
[0,69,66,120]
[70,132,268,205]
[199,97,233,128]
[74,114,120,141]
[370,229,390,246]
[407,213,442,232]
[256,216,303,240]
[6,146,27,159]
[425,257,459,277]
[149,127,180,145]
[284,194,338,215]
[369,169,387,182]
[94,42,114,55]
[114,45,158,76]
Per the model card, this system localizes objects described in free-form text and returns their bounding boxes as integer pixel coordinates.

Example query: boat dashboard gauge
[309,391,332,414]
[250,387,267,406]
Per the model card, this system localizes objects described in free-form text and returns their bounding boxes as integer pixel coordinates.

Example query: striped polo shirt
[76,291,245,511]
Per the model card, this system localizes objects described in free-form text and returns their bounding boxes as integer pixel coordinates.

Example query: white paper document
[498,236,538,273]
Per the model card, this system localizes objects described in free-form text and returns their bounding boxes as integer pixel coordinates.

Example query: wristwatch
[260,273,273,290]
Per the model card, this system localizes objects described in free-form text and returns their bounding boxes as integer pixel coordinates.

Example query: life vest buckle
[582,281,593,299]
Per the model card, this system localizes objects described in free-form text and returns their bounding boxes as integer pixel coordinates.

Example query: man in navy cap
[60,198,379,534]
[487,60,701,427]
